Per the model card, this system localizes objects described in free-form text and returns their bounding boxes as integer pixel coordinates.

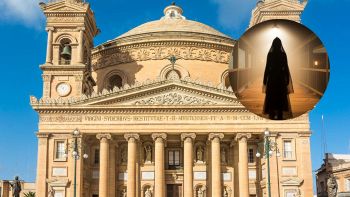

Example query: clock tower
[39,0,99,99]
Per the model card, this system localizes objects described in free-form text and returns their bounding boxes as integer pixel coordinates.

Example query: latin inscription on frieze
[40,114,308,124]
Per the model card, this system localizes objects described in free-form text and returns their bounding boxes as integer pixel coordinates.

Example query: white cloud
[0,0,44,28]
[211,0,257,30]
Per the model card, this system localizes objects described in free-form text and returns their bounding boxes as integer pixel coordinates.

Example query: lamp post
[256,128,280,197]
[64,129,88,197]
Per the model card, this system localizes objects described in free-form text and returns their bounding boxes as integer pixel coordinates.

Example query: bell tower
[39,0,99,99]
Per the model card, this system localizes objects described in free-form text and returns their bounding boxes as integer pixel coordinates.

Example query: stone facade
[31,1,312,197]
[316,153,350,197]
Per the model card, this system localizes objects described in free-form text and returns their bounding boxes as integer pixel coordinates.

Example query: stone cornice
[37,132,51,138]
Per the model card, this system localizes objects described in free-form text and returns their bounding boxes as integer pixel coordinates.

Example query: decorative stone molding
[37,133,50,138]
[208,133,224,141]
[92,45,231,70]
[134,93,217,105]
[96,133,112,141]
[235,133,252,142]
[181,133,196,141]
[151,133,167,141]
[124,133,140,141]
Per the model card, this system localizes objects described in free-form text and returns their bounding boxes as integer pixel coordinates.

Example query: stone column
[109,142,117,197]
[235,133,251,197]
[35,133,49,197]
[45,27,54,64]
[181,133,196,197]
[152,133,167,197]
[97,134,112,197]
[77,27,85,64]
[208,133,224,197]
[125,134,140,197]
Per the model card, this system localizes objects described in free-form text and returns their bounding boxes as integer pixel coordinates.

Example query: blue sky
[0,0,349,192]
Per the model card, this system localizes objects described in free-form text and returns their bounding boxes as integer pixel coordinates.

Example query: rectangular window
[248,148,254,163]
[283,140,293,159]
[55,141,66,160]
[168,149,181,169]
[94,149,100,164]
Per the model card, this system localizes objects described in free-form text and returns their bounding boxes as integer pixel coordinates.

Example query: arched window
[107,75,123,90]
[59,38,72,65]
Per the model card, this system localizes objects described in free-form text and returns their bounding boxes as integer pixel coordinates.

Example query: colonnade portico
[92,132,253,197]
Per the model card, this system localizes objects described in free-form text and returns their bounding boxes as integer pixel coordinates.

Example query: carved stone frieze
[134,93,217,105]
[92,46,230,70]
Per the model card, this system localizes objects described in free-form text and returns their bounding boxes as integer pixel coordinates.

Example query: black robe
[263,37,293,120]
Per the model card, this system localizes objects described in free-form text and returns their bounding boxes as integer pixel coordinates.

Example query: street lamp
[256,128,280,197]
[65,129,88,197]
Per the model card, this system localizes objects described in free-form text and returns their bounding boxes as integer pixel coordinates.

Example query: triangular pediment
[30,78,242,108]
[81,79,239,106]
[41,1,88,13]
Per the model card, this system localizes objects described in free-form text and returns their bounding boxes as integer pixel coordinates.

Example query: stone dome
[113,3,233,44]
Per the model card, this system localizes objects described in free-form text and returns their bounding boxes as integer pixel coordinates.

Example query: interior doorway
[166,184,182,197]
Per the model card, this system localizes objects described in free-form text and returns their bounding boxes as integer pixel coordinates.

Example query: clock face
[56,83,71,97]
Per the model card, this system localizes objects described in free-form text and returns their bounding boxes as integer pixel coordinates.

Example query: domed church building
[31,1,312,197]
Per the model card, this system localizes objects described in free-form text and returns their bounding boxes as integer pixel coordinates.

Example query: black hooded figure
[263,37,293,120]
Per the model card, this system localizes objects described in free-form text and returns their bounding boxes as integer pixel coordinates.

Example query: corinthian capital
[235,133,252,142]
[151,133,167,141]
[181,133,196,141]
[96,133,112,141]
[124,133,140,141]
[208,133,224,141]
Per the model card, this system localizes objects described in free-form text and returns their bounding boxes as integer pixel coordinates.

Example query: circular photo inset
[229,19,330,120]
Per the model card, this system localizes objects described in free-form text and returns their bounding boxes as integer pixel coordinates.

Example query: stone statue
[144,145,152,163]
[223,187,228,197]
[9,176,21,197]
[145,187,152,197]
[221,148,227,163]
[121,148,127,163]
[327,174,338,197]
[197,186,205,197]
[197,146,204,162]
[48,186,55,197]
[120,188,127,197]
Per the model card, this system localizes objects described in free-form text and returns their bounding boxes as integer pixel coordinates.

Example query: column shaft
[78,28,85,63]
[46,28,53,64]
[154,138,165,197]
[35,133,49,197]
[125,134,139,197]
[237,134,250,197]
[109,144,116,197]
[181,133,196,197]
[211,137,222,197]
[99,137,109,197]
